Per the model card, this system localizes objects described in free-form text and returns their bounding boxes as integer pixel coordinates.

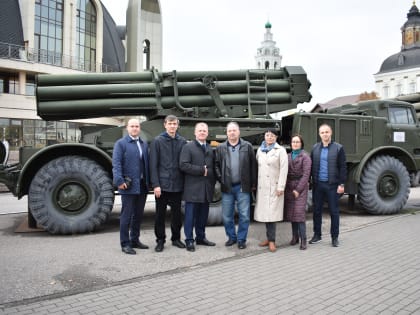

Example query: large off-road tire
[410,171,420,187]
[207,201,223,226]
[0,140,9,164]
[207,182,223,225]
[28,156,114,234]
[358,155,410,214]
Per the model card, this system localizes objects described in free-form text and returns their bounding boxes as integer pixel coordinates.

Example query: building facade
[255,21,282,70]
[0,0,162,150]
[375,2,420,99]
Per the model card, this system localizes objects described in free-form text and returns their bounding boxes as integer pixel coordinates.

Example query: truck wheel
[207,182,223,225]
[28,156,114,234]
[358,155,410,214]
[410,171,420,187]
[0,140,9,164]
[207,201,223,226]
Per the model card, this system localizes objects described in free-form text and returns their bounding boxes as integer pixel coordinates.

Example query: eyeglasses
[291,141,301,143]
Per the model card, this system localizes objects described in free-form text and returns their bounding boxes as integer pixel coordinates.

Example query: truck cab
[288,99,420,214]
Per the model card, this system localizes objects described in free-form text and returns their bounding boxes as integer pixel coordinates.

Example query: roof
[312,94,361,112]
[403,2,420,28]
[0,0,24,46]
[101,3,126,72]
[377,3,420,74]
[377,48,420,74]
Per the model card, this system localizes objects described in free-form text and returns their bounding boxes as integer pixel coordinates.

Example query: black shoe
[172,239,186,248]
[332,237,339,247]
[238,241,247,249]
[121,246,136,255]
[225,239,237,246]
[130,241,149,249]
[196,238,216,246]
[186,242,195,252]
[309,235,322,244]
[155,240,164,252]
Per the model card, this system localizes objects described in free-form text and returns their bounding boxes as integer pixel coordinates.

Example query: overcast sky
[100,0,412,107]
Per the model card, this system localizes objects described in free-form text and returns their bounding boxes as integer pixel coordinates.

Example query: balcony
[0,42,116,73]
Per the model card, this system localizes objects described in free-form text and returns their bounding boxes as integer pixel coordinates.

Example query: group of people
[112,115,347,255]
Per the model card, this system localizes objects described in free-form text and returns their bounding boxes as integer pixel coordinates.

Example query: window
[76,0,97,71]
[395,83,403,96]
[26,74,36,96]
[409,81,416,94]
[34,0,64,65]
[383,86,390,98]
[389,107,415,125]
[0,72,19,95]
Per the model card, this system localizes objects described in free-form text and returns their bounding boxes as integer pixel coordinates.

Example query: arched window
[265,61,270,70]
[34,0,64,65]
[274,61,278,69]
[76,0,97,71]
[398,54,404,66]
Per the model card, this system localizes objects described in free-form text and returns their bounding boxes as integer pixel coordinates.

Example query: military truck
[278,98,420,215]
[0,67,311,234]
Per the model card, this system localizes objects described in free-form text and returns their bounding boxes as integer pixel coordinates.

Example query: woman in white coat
[254,129,288,252]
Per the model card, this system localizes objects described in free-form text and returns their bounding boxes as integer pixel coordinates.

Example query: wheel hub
[56,182,89,212]
[378,174,398,198]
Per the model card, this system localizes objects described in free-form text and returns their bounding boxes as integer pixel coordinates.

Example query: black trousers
[154,191,183,242]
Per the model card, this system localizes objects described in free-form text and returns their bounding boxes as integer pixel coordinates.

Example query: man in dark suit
[179,122,216,252]
[113,118,150,255]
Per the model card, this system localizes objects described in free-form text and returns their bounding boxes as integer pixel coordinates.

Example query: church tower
[255,22,282,70]
[375,2,420,98]
[401,1,420,50]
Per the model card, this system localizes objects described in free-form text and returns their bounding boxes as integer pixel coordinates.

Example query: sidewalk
[1,213,419,314]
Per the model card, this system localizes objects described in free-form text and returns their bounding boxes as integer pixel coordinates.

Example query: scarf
[260,141,276,153]
[291,149,302,160]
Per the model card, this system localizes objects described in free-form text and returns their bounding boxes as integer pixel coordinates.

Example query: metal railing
[0,41,117,73]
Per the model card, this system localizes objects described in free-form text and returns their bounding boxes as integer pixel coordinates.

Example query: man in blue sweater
[310,124,346,247]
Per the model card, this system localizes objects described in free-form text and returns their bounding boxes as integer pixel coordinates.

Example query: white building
[0,0,162,150]
[375,2,420,99]
[255,21,282,70]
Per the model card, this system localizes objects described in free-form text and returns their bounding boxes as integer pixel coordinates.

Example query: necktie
[202,143,206,151]
[135,139,142,158]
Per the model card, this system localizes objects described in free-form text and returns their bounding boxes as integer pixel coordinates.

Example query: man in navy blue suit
[113,118,150,255]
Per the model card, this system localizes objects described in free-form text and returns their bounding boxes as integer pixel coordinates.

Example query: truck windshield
[389,107,415,124]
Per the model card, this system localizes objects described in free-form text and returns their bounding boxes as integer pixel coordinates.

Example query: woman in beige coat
[254,129,288,252]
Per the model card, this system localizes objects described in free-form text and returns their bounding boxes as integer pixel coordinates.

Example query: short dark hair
[264,128,278,137]
[291,134,304,149]
[164,115,179,124]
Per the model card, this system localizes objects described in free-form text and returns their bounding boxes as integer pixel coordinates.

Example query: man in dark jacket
[179,122,216,252]
[214,122,257,249]
[310,123,347,247]
[149,115,187,252]
[113,118,150,255]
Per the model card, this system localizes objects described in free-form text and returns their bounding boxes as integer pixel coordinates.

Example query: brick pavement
[1,213,420,315]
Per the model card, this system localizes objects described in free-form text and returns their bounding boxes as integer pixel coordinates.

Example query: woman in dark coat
[284,134,312,250]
